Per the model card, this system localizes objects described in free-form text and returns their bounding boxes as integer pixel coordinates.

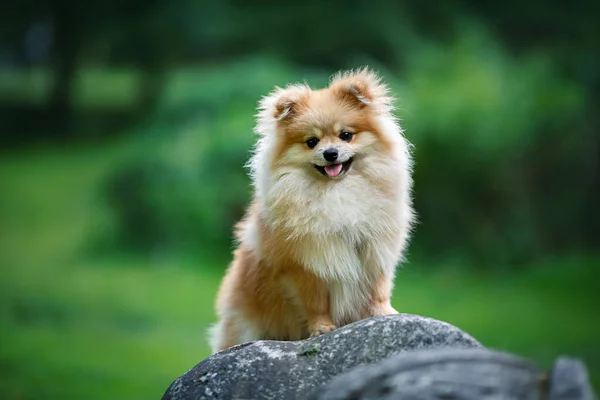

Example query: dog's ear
[272,89,298,121]
[256,84,309,129]
[330,67,394,112]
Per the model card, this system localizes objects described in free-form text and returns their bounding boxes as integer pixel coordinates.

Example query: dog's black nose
[323,148,338,161]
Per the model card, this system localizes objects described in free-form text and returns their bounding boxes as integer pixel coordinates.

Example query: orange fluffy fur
[209,68,415,353]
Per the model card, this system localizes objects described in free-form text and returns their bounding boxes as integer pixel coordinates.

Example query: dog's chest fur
[293,233,373,324]
[260,163,405,325]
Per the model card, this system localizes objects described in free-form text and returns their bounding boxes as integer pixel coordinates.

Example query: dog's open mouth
[314,158,353,178]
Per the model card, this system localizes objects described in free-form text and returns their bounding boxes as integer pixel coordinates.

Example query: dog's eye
[339,131,353,142]
[306,137,319,149]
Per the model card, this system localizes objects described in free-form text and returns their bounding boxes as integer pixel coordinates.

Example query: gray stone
[548,357,597,400]
[309,348,542,400]
[309,348,598,400]
[162,314,482,400]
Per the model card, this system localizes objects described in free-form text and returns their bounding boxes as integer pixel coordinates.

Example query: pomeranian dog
[209,68,415,353]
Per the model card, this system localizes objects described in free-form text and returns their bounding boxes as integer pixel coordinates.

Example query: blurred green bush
[397,25,592,265]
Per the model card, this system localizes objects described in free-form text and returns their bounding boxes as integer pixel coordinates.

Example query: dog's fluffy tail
[206,321,223,355]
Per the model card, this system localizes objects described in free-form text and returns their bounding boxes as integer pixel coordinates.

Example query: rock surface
[548,357,597,400]
[310,348,541,400]
[309,348,597,400]
[162,314,482,400]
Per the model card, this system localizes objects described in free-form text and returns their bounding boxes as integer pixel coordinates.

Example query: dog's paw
[368,304,399,318]
[309,324,337,338]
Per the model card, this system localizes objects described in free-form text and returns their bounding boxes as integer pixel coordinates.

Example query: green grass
[0,257,221,400]
[0,139,598,398]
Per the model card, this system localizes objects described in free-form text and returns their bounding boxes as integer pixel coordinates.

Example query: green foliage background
[0,1,598,398]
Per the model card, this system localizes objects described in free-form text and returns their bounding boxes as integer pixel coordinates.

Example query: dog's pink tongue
[324,163,343,177]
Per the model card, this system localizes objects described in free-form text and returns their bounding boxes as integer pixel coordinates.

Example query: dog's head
[255,68,402,180]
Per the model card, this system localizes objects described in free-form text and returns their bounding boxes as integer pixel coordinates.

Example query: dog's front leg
[286,267,336,337]
[365,271,399,317]
[358,240,401,319]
